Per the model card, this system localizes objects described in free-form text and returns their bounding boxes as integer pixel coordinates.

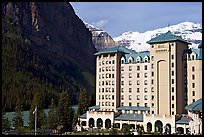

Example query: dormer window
[192,55,195,60]
[128,57,133,64]
[137,56,141,63]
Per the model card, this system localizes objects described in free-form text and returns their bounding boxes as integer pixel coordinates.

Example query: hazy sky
[70,2,202,37]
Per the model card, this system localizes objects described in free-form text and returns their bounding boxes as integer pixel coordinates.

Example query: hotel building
[78,31,202,134]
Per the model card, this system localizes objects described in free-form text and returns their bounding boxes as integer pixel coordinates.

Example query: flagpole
[35,106,37,135]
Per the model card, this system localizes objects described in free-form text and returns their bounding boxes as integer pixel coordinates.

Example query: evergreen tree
[122,123,130,135]
[12,99,24,129]
[56,91,73,132]
[89,92,96,107]
[77,88,90,115]
[46,98,57,129]
[2,111,11,132]
[28,92,46,130]
[109,126,118,135]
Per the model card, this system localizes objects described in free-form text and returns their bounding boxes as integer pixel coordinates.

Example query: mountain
[2,2,96,111]
[84,22,117,51]
[114,22,202,52]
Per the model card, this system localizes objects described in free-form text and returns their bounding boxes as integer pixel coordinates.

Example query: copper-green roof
[198,42,202,48]
[185,98,202,112]
[94,45,136,55]
[117,106,150,111]
[114,113,143,121]
[175,114,190,125]
[147,31,190,44]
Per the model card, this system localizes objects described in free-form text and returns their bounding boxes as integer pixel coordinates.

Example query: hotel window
[145,103,148,107]
[151,56,154,61]
[151,79,154,84]
[192,75,195,80]
[112,95,114,100]
[129,95,132,100]
[172,104,174,108]
[99,68,101,72]
[152,45,154,48]
[192,66,195,72]
[112,88,114,92]
[112,74,114,78]
[144,65,147,70]
[137,88,140,93]
[109,74,111,78]
[144,88,147,93]
[152,72,154,77]
[121,73,124,78]
[152,111,154,114]
[109,61,111,64]
[192,55,195,60]
[121,66,124,71]
[144,95,148,100]
[121,95,124,100]
[152,103,154,108]
[112,81,114,85]
[172,71,174,76]
[171,55,174,59]
[129,66,132,71]
[121,102,124,106]
[112,102,114,106]
[151,87,154,92]
[99,88,101,93]
[129,88,132,93]
[121,88,124,93]
[137,80,140,85]
[102,61,104,65]
[137,73,140,78]
[102,88,104,92]
[152,95,154,100]
[121,60,124,64]
[151,64,154,69]
[137,66,140,70]
[106,81,108,85]
[99,95,100,99]
[172,96,174,101]
[106,88,108,92]
[102,74,104,78]
[99,75,101,79]
[137,95,140,100]
[171,63,174,68]
[105,102,108,106]
[102,95,104,99]
[172,79,174,84]
[121,81,124,85]
[193,99,195,102]
[144,80,147,85]
[144,73,147,78]
[129,81,132,85]
[99,62,101,66]
[129,59,132,64]
[102,102,104,106]
[106,95,108,99]
[102,67,104,72]
[192,83,195,88]
[172,87,174,92]
[129,73,132,78]
[106,61,109,64]
[137,103,140,107]
[192,91,195,96]
[102,81,104,85]
[144,58,148,62]
[112,66,115,71]
[129,103,132,106]
[172,111,174,115]
[112,60,115,64]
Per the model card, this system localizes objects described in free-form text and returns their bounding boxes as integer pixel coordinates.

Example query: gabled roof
[114,113,143,121]
[94,45,136,55]
[117,106,150,111]
[185,98,202,112]
[122,51,150,63]
[191,48,202,60]
[175,114,190,125]
[146,31,190,44]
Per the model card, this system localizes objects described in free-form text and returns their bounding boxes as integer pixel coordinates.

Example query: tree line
[2,88,92,133]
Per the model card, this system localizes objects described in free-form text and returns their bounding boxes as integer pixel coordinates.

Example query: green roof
[185,98,202,112]
[79,113,87,119]
[94,45,136,55]
[175,114,190,125]
[122,51,150,63]
[114,113,143,121]
[147,31,190,44]
[88,105,100,110]
[117,106,150,111]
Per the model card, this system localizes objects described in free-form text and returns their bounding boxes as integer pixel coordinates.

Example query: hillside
[2,2,96,111]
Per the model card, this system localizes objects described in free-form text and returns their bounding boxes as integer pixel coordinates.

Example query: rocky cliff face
[84,22,117,51]
[2,2,96,72]
[2,2,96,110]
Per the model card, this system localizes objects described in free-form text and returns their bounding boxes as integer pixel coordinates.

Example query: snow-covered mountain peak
[114,22,202,52]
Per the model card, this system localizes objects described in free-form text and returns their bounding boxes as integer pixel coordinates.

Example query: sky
[70,2,202,38]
